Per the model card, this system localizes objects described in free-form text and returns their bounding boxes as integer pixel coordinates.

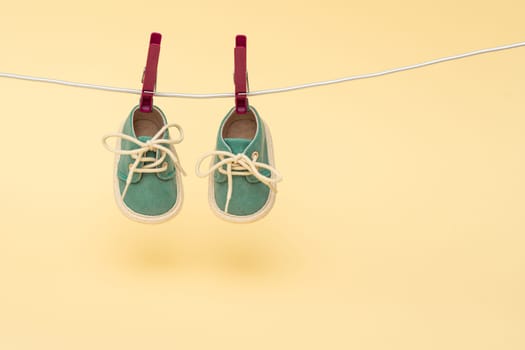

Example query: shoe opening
[133,108,165,137]
[222,109,257,140]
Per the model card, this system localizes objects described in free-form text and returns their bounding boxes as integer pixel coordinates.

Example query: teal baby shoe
[103,105,185,223]
[196,106,282,223]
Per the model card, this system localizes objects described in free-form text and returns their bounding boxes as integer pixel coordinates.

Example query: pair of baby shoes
[102,33,280,223]
[102,104,282,223]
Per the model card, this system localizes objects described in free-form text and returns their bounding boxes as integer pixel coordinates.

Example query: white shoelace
[102,123,186,199]
[195,150,282,213]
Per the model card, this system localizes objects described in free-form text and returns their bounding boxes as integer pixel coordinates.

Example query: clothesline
[0,41,524,98]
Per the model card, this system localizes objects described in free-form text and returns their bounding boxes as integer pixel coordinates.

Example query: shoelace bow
[195,150,282,213]
[103,123,186,199]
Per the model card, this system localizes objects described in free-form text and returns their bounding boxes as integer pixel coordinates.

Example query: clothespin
[234,35,249,114]
[140,32,162,113]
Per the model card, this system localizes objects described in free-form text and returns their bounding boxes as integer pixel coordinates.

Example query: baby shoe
[196,106,282,223]
[103,105,185,223]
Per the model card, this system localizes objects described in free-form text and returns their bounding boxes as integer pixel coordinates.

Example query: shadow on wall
[106,219,298,282]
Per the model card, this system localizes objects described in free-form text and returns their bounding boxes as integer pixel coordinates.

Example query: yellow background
[1,0,524,349]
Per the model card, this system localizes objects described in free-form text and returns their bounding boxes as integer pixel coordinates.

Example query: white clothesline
[0,41,524,99]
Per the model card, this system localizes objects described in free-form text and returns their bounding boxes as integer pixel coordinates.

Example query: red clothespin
[140,32,162,113]
[234,35,249,114]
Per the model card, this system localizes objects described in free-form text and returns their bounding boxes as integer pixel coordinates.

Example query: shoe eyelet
[128,163,132,170]
[162,162,168,169]
[251,151,259,160]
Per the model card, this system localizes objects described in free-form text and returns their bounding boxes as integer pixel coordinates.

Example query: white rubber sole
[112,121,183,224]
[207,120,277,223]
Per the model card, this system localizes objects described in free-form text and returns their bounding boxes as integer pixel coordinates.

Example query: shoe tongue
[137,136,156,160]
[224,138,251,154]
[138,136,152,142]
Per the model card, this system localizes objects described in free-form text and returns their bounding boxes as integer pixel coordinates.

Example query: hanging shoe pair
[102,33,282,224]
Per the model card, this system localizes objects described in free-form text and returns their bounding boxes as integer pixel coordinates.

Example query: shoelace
[195,150,282,213]
[102,123,186,199]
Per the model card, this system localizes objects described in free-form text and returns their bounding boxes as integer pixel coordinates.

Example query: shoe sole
[207,119,277,223]
[112,116,184,224]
